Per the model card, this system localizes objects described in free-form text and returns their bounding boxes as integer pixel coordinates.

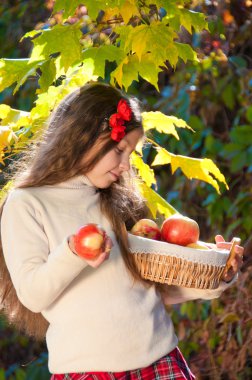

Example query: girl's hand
[68,234,113,268]
[215,235,244,282]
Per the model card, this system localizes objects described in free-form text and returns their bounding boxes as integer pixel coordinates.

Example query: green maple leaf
[38,59,57,93]
[30,85,66,129]
[53,0,82,19]
[31,64,97,131]
[111,53,162,91]
[85,0,124,19]
[174,42,199,63]
[160,4,208,34]
[163,43,179,68]
[115,26,134,52]
[123,22,175,61]
[179,9,208,34]
[146,0,178,10]
[82,45,124,78]
[157,42,198,68]
[65,60,98,87]
[53,0,123,20]
[20,30,42,42]
[29,24,82,72]
[137,55,163,90]
[0,58,43,94]
[115,22,196,71]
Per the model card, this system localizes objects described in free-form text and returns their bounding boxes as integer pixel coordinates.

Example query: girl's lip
[110,172,119,180]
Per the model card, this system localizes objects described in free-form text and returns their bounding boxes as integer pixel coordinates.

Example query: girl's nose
[119,157,130,172]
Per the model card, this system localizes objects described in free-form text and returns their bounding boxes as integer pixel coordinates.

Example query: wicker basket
[128,233,230,289]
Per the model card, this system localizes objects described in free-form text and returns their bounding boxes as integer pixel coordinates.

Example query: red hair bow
[109,99,132,142]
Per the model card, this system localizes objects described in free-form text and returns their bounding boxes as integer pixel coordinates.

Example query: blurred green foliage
[0,0,251,379]
[0,314,49,379]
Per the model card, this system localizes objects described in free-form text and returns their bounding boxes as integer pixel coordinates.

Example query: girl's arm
[1,192,90,313]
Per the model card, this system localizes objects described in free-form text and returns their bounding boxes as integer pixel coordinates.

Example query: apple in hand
[161,214,200,246]
[73,224,106,260]
[130,218,161,240]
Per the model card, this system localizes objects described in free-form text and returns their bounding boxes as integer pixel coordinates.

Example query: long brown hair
[0,82,151,341]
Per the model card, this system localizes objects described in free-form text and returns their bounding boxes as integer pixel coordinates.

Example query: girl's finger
[216,242,231,249]
[97,251,110,264]
[215,235,225,244]
[104,252,110,260]
[106,236,114,250]
[231,259,238,272]
[222,267,235,282]
[235,255,243,270]
[223,273,232,282]
[234,245,244,255]
[216,241,244,252]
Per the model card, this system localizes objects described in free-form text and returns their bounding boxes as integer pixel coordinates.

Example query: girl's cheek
[112,151,121,164]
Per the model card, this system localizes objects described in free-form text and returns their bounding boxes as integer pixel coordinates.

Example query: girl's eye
[115,147,123,154]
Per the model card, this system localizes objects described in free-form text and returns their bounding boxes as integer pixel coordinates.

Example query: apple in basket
[161,214,200,246]
[187,242,210,250]
[130,219,161,240]
[73,223,106,259]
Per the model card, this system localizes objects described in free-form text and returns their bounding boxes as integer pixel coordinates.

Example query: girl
[0,82,243,380]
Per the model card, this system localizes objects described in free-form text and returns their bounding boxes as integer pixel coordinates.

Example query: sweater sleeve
[159,274,238,305]
[1,192,88,313]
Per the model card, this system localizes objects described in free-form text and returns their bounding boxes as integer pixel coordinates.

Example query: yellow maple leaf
[136,180,177,219]
[135,138,143,156]
[0,104,29,127]
[131,152,156,187]
[151,147,172,166]
[120,0,140,24]
[0,179,14,199]
[102,7,121,22]
[15,116,31,129]
[151,147,228,194]
[111,56,129,88]
[0,104,10,120]
[142,111,193,139]
[0,152,5,166]
[170,155,228,193]
[0,126,13,148]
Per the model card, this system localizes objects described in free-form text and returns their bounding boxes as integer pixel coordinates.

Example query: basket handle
[223,237,241,276]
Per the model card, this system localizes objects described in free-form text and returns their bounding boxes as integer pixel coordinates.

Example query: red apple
[73,223,106,259]
[161,214,200,246]
[130,218,161,240]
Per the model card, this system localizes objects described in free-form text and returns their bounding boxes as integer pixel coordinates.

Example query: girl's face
[84,128,143,189]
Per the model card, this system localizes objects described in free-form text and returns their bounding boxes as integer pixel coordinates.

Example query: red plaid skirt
[50,347,195,380]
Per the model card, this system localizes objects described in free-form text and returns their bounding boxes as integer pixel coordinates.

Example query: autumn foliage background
[0,1,252,379]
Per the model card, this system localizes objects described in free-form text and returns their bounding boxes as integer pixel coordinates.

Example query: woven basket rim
[128,233,229,267]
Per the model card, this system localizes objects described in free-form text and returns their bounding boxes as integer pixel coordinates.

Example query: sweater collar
[54,174,97,191]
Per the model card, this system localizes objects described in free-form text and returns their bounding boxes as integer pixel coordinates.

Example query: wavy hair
[0,82,151,341]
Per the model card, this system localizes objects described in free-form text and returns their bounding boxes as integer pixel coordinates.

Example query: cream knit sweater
[1,175,236,374]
